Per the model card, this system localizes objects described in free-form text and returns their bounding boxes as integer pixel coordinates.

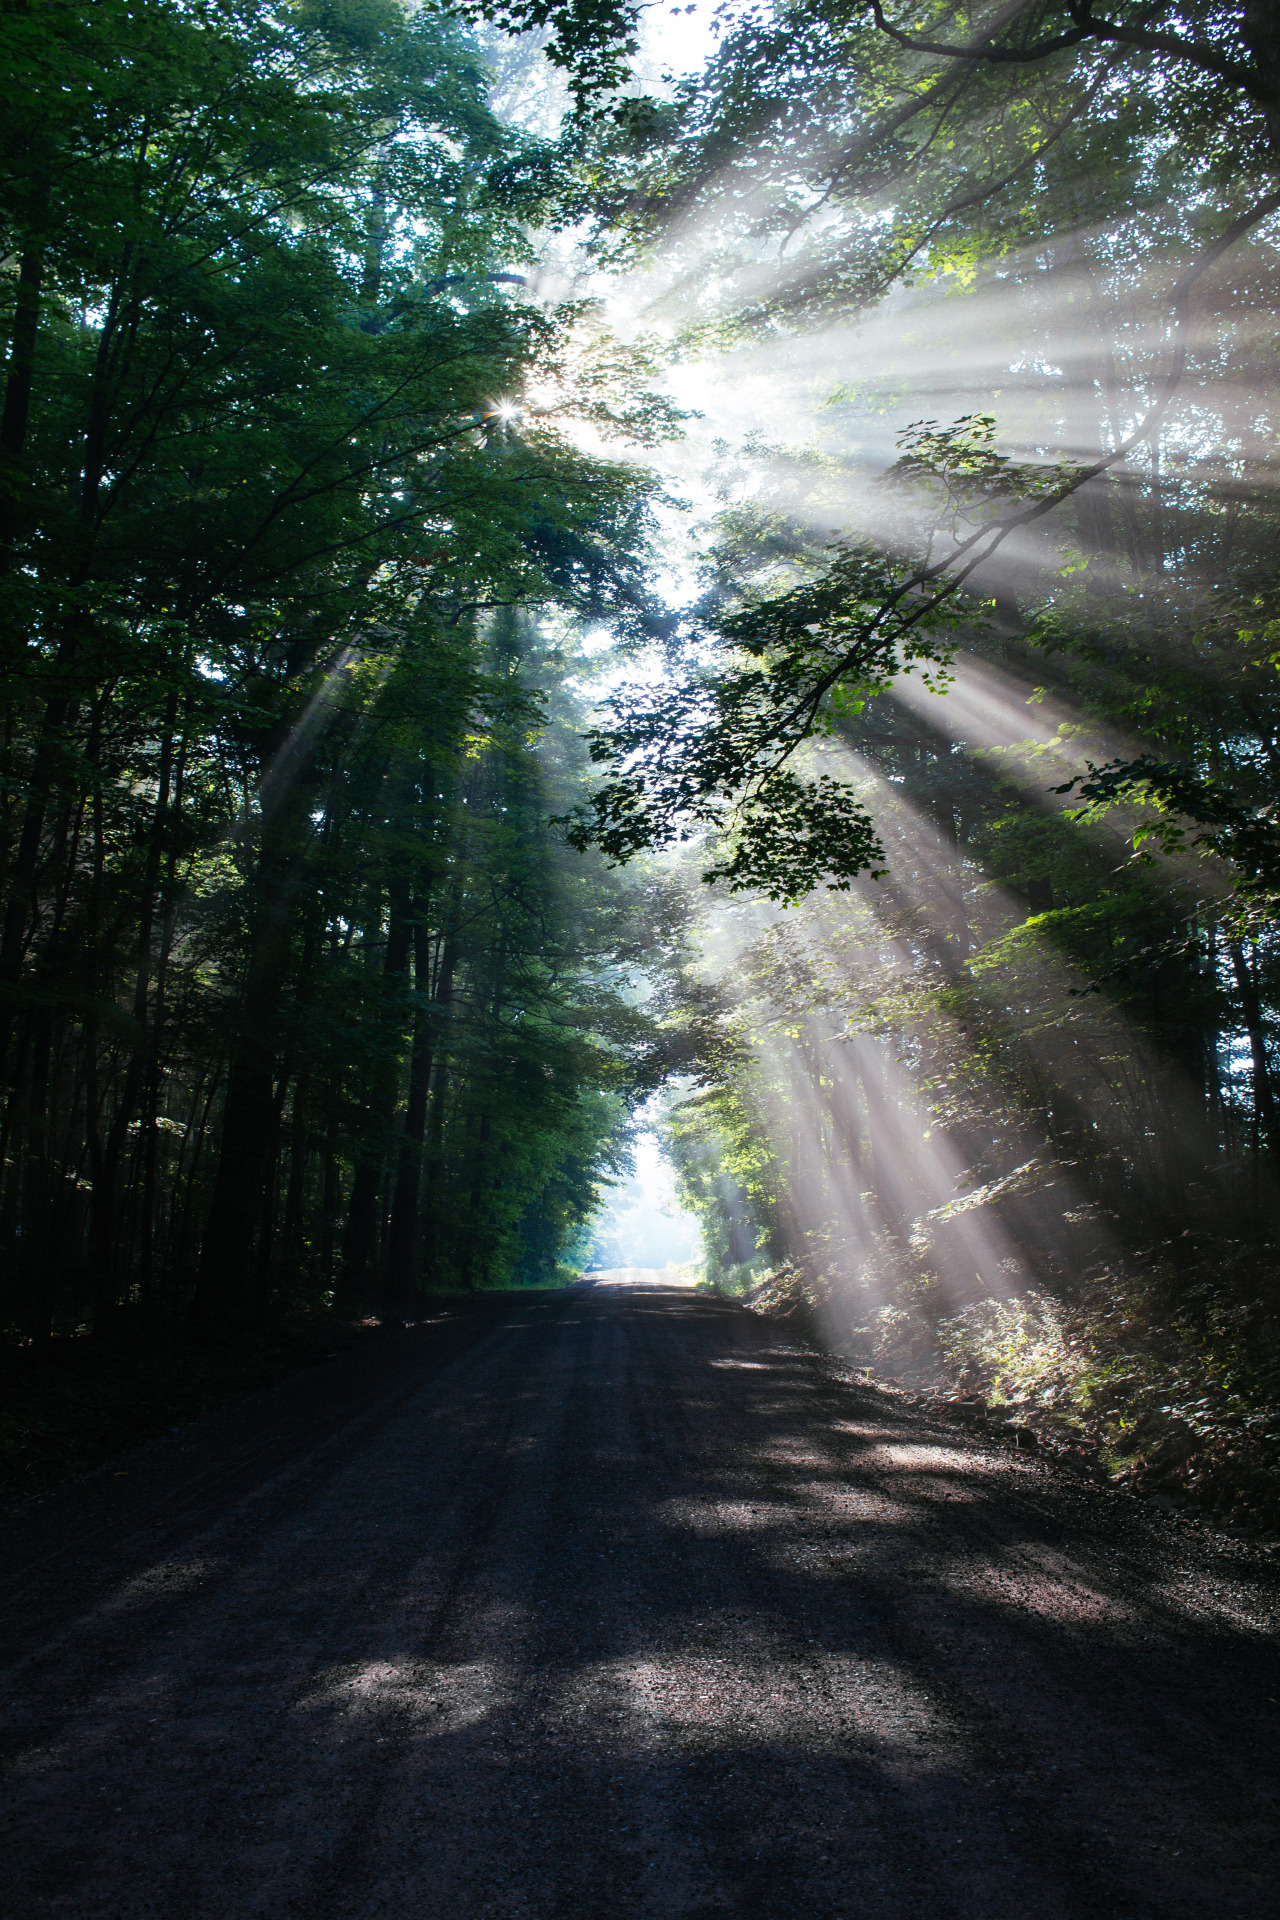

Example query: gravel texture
[2,1276,1278,1918]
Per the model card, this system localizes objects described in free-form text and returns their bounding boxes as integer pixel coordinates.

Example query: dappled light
[7,1281,1277,1916]
[4,0,1280,1913]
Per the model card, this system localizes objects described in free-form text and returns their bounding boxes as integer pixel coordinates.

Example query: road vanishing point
[3,1276,1278,1918]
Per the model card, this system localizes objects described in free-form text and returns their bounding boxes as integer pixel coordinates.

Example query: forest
[3,0,1280,1525]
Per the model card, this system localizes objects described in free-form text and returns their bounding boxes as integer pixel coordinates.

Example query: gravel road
[3,1276,1278,1919]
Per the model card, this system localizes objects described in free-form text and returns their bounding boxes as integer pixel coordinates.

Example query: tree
[551,2,1280,898]
[0,0,679,1335]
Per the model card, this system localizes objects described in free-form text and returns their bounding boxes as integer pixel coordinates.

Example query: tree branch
[754,183,1280,775]
[865,0,1269,105]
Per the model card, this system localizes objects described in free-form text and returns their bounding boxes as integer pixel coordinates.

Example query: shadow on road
[2,1278,1277,1918]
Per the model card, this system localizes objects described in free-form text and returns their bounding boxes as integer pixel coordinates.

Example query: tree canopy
[5,0,1280,1517]
[0,0,683,1334]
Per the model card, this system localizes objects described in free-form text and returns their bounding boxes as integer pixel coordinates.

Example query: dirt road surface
[3,1277,1278,1918]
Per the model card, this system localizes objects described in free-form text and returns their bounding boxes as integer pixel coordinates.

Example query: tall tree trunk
[187,797,314,1327]
[320,1113,341,1293]
[281,1072,310,1276]
[0,211,46,559]
[187,649,340,1329]
[416,892,465,1296]
[341,873,412,1298]
[187,922,293,1330]
[90,696,178,1327]
[0,251,133,1067]
[386,897,459,1313]
[250,1064,292,1312]
[1053,235,1121,581]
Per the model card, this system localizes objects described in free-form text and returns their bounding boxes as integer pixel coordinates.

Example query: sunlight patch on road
[950,1548,1137,1629]
[571,1653,969,1769]
[655,1489,915,1535]
[834,1424,1009,1477]
[757,1440,841,1469]
[105,1558,222,1610]
[868,1441,988,1472]
[299,1658,507,1733]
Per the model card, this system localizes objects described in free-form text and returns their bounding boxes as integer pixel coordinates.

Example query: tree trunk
[187,834,307,1328]
[90,697,177,1327]
[0,217,46,557]
[386,900,459,1313]
[341,873,413,1298]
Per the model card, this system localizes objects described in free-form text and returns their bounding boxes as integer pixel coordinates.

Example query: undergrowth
[737,1239,1280,1535]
